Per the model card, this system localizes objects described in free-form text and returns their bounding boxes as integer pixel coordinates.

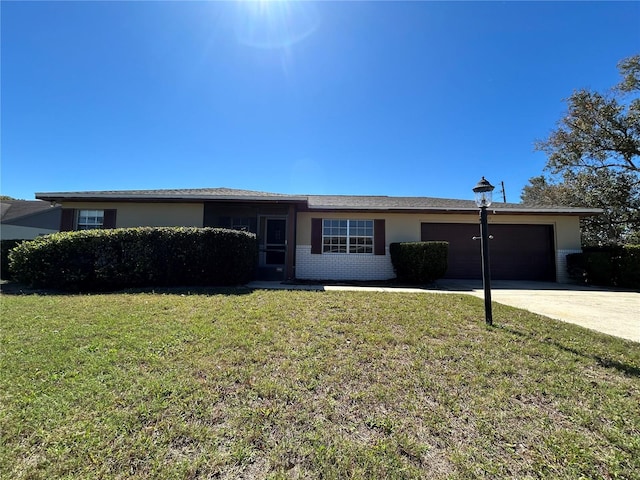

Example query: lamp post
[473,177,495,326]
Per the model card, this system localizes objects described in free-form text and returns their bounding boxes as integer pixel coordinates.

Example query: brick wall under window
[295,245,395,281]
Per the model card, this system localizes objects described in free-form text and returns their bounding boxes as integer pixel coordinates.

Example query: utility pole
[499,181,507,203]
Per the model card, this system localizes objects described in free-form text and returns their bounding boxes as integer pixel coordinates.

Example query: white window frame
[322,219,374,254]
[77,210,104,230]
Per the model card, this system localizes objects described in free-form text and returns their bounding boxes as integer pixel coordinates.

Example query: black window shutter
[103,209,117,229]
[60,209,76,231]
[311,218,322,254]
[374,219,386,255]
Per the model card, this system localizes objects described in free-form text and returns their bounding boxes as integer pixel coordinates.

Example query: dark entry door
[421,223,556,281]
[265,218,286,265]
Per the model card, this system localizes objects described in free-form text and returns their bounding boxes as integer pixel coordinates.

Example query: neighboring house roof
[1,200,62,239]
[35,188,602,216]
[1,200,60,224]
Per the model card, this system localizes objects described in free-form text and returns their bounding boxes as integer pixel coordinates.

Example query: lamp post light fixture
[472,177,495,326]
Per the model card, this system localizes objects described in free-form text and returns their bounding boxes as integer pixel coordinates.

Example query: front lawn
[1,289,639,479]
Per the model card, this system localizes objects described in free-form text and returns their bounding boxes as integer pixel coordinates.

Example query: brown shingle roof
[36,187,307,203]
[306,195,479,210]
[304,195,602,215]
[35,187,601,216]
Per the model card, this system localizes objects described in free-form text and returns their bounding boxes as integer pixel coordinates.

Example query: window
[60,208,116,231]
[323,219,373,254]
[77,210,104,230]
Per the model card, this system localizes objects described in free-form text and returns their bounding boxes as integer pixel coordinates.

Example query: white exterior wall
[295,211,585,283]
[296,245,396,281]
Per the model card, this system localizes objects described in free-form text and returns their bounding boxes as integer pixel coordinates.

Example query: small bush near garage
[1,239,26,280]
[567,244,640,289]
[9,227,257,291]
[389,241,448,284]
[618,245,640,288]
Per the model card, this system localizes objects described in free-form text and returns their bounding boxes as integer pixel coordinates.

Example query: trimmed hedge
[1,239,27,280]
[9,227,257,291]
[567,244,640,289]
[389,241,448,284]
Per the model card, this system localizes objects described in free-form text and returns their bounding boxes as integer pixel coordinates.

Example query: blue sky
[2,1,639,202]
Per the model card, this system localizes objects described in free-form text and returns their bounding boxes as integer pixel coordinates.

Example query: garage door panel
[419,224,479,279]
[421,223,555,281]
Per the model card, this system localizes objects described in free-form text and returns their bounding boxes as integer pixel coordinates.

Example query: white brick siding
[295,245,396,281]
[296,247,580,283]
[556,249,581,283]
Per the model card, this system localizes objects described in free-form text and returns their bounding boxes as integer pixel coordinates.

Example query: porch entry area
[203,202,295,281]
[258,217,287,280]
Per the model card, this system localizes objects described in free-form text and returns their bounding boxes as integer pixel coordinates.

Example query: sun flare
[234,0,320,49]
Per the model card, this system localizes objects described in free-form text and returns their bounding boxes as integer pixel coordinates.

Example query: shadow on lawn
[0,280,253,297]
[498,324,640,378]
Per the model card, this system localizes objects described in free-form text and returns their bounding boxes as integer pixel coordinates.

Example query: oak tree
[523,55,640,245]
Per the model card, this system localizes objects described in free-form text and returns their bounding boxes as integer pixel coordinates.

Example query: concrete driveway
[436,280,640,343]
[248,279,640,343]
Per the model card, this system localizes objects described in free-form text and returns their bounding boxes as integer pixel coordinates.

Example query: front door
[265,218,286,265]
[258,218,287,280]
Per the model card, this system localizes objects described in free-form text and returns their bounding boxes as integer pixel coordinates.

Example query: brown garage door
[421,223,556,281]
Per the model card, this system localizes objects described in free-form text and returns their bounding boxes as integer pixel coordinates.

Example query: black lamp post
[473,177,495,326]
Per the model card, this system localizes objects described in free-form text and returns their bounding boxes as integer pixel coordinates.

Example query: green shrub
[618,245,640,288]
[389,241,448,284]
[586,251,616,286]
[1,239,27,280]
[9,227,257,291]
[566,245,640,289]
[566,253,587,283]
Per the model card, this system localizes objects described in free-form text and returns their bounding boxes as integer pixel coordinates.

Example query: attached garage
[421,223,556,281]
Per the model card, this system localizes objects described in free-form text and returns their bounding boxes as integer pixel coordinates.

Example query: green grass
[1,289,639,479]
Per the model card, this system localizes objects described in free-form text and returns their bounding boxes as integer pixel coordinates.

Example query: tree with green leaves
[522,54,640,245]
[522,170,640,245]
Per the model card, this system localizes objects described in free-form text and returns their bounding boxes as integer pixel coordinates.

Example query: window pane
[78,209,104,230]
[322,219,374,255]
